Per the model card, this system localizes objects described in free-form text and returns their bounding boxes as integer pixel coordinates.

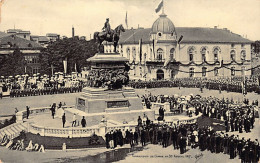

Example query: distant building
[0,31,43,74]
[7,29,31,41]
[104,12,253,80]
[46,33,60,42]
[251,41,260,75]
[31,35,50,47]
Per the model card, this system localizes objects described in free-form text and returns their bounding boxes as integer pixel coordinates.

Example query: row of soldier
[128,76,260,94]
[9,86,82,98]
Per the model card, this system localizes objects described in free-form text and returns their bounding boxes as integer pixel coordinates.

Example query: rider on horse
[102,18,111,38]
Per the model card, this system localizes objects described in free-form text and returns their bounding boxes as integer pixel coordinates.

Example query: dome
[151,13,176,34]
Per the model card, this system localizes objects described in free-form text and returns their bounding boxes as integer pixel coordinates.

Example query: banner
[63,58,67,74]
[155,0,163,13]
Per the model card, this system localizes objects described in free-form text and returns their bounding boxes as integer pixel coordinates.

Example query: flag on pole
[125,11,128,29]
[152,39,155,59]
[155,0,163,13]
[139,39,142,64]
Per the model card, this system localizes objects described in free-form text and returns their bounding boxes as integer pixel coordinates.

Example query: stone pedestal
[76,87,143,113]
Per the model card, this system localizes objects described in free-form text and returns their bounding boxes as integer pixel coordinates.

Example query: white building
[104,12,253,80]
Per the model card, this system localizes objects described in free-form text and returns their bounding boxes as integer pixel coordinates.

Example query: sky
[0,0,259,41]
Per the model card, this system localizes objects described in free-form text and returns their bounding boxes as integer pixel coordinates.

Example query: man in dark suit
[81,116,86,127]
[62,113,66,128]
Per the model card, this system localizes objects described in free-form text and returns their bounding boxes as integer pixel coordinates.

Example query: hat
[106,18,109,20]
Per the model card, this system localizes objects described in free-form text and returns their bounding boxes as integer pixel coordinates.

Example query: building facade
[104,12,253,80]
[0,32,43,74]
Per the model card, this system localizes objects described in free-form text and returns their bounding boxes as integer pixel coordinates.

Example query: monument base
[67,108,155,127]
[76,87,143,113]
[74,86,155,126]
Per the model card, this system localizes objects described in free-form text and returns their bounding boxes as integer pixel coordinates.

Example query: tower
[72,26,75,38]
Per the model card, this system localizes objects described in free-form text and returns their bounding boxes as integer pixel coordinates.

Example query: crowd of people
[103,93,259,162]
[0,73,85,98]
[128,76,260,94]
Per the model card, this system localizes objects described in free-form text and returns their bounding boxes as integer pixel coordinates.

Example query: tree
[0,49,27,76]
[39,38,98,75]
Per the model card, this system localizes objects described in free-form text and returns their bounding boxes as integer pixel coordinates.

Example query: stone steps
[0,122,27,140]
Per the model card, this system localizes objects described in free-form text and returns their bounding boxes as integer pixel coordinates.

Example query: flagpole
[162,0,164,14]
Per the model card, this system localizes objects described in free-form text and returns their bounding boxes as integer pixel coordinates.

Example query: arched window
[241,50,246,61]
[170,48,175,61]
[230,50,236,60]
[126,48,130,59]
[201,47,207,61]
[189,68,194,77]
[214,67,218,76]
[213,47,220,61]
[231,67,235,76]
[188,47,195,61]
[202,67,207,77]
[157,48,163,61]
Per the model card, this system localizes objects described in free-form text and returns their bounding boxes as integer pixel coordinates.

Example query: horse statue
[94,24,125,53]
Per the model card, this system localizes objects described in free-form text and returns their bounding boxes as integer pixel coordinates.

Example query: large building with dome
[103,12,253,80]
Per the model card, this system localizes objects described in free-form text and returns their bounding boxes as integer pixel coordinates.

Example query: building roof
[0,31,10,38]
[6,29,22,33]
[0,34,43,49]
[151,13,176,34]
[31,35,50,42]
[46,33,59,37]
[118,27,253,44]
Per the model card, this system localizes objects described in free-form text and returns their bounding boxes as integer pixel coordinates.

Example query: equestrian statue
[94,18,125,53]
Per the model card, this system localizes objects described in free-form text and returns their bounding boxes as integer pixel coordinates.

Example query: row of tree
[39,37,98,75]
[0,37,99,76]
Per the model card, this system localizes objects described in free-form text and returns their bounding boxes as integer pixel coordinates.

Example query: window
[24,35,26,38]
[241,66,245,76]
[32,67,39,74]
[231,67,235,76]
[230,50,236,60]
[189,68,194,77]
[158,33,162,37]
[126,48,130,59]
[132,47,136,61]
[202,67,207,77]
[157,48,163,61]
[231,44,235,48]
[214,67,218,76]
[188,47,195,61]
[241,44,245,48]
[213,47,220,61]
[241,50,246,61]
[150,48,153,60]
[201,47,207,61]
[170,48,175,61]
